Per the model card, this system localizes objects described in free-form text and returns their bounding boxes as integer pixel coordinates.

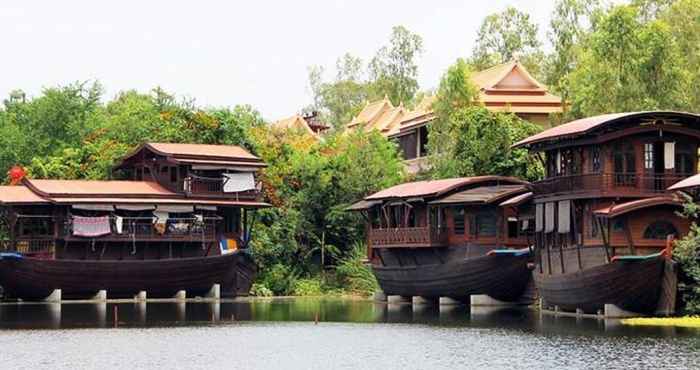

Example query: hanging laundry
[153,211,169,235]
[73,216,111,237]
[219,238,238,254]
[223,172,255,193]
[115,216,124,234]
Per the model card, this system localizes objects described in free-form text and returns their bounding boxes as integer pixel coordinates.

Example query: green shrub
[673,197,700,314]
[335,242,379,296]
[260,263,299,296]
[292,278,324,296]
[250,283,273,297]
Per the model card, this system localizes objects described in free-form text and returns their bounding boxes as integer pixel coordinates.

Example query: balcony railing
[534,172,691,196]
[1,239,55,259]
[183,176,259,199]
[369,226,448,248]
[62,216,219,241]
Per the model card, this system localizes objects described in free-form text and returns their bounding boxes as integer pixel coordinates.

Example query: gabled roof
[271,115,318,137]
[364,176,528,201]
[513,111,700,149]
[347,97,394,129]
[593,196,682,218]
[0,186,50,205]
[116,142,264,169]
[471,60,545,92]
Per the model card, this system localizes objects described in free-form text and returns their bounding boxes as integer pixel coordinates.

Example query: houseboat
[349,176,534,303]
[0,143,270,300]
[513,111,700,315]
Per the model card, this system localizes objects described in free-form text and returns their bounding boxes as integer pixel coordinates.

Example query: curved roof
[147,143,259,160]
[25,179,176,198]
[0,186,50,204]
[427,185,528,205]
[593,196,682,218]
[513,111,700,149]
[364,176,529,201]
[668,174,700,191]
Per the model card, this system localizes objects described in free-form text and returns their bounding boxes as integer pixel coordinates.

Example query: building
[347,61,564,173]
[271,111,329,137]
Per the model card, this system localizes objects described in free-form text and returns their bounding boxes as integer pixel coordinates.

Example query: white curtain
[665,142,675,169]
[535,204,544,232]
[558,200,571,234]
[544,202,555,233]
[223,172,256,193]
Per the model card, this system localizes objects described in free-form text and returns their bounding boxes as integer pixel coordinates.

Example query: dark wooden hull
[0,251,255,300]
[372,252,532,302]
[533,256,665,314]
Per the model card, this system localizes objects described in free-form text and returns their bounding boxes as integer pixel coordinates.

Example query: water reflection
[0,297,699,338]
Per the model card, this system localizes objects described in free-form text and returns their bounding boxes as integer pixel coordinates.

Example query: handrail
[534,172,692,195]
[369,226,448,247]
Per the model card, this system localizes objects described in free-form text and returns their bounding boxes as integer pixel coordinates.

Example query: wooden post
[623,216,635,255]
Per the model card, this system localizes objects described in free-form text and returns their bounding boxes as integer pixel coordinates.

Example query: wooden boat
[513,111,700,314]
[372,248,531,301]
[0,250,255,300]
[349,176,535,302]
[533,253,665,313]
[0,143,270,301]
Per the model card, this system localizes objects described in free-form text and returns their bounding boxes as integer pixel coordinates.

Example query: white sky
[0,0,557,121]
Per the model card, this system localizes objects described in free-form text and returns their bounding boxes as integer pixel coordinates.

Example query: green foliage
[470,6,543,76]
[292,278,325,296]
[369,25,424,105]
[565,5,691,117]
[250,283,273,297]
[335,242,379,295]
[674,196,700,314]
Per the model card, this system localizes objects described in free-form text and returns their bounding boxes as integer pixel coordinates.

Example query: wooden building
[271,111,329,137]
[349,176,534,302]
[0,142,270,300]
[346,61,563,173]
[513,111,700,315]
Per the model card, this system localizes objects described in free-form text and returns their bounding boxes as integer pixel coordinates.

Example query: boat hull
[533,256,664,313]
[372,252,532,302]
[0,251,255,300]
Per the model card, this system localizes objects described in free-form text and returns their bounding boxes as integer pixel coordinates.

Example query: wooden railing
[534,172,690,196]
[369,227,448,248]
[183,176,259,199]
[1,239,55,259]
[62,217,219,241]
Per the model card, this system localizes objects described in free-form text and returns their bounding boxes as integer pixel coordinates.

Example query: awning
[72,204,115,211]
[499,192,533,207]
[346,200,382,211]
[116,204,157,211]
[668,174,700,191]
[428,185,527,205]
[155,205,194,213]
[594,196,682,218]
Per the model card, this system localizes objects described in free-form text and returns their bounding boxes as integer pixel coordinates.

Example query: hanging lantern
[8,165,26,185]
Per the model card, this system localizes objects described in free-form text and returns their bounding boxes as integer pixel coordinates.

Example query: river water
[0,298,698,370]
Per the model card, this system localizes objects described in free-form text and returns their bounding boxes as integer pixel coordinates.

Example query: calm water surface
[0,298,698,370]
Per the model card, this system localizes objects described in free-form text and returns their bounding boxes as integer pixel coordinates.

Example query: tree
[546,0,602,106]
[369,25,423,106]
[470,7,543,74]
[567,5,689,117]
[427,59,541,181]
[306,54,371,129]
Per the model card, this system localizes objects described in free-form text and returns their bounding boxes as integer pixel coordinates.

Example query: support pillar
[373,291,387,303]
[205,284,221,300]
[439,296,466,306]
[604,304,638,318]
[93,290,107,302]
[470,294,521,307]
[387,295,411,304]
[44,289,61,303]
[134,291,147,301]
[173,290,186,301]
[412,296,438,306]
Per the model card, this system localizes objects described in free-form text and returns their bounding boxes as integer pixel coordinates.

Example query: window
[590,215,599,238]
[613,143,636,185]
[591,146,602,173]
[612,219,625,232]
[453,207,465,235]
[643,221,678,240]
[644,143,654,170]
[475,212,497,237]
[507,217,519,238]
[170,167,177,183]
[675,143,695,175]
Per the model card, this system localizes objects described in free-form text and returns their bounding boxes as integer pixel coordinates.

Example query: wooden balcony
[369,226,448,248]
[61,217,219,242]
[182,176,259,199]
[534,172,691,198]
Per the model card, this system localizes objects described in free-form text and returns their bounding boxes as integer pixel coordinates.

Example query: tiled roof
[271,115,317,137]
[427,185,528,205]
[347,98,393,128]
[364,176,528,200]
[513,111,700,149]
[148,143,259,161]
[0,186,50,204]
[48,197,271,207]
[25,179,176,198]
